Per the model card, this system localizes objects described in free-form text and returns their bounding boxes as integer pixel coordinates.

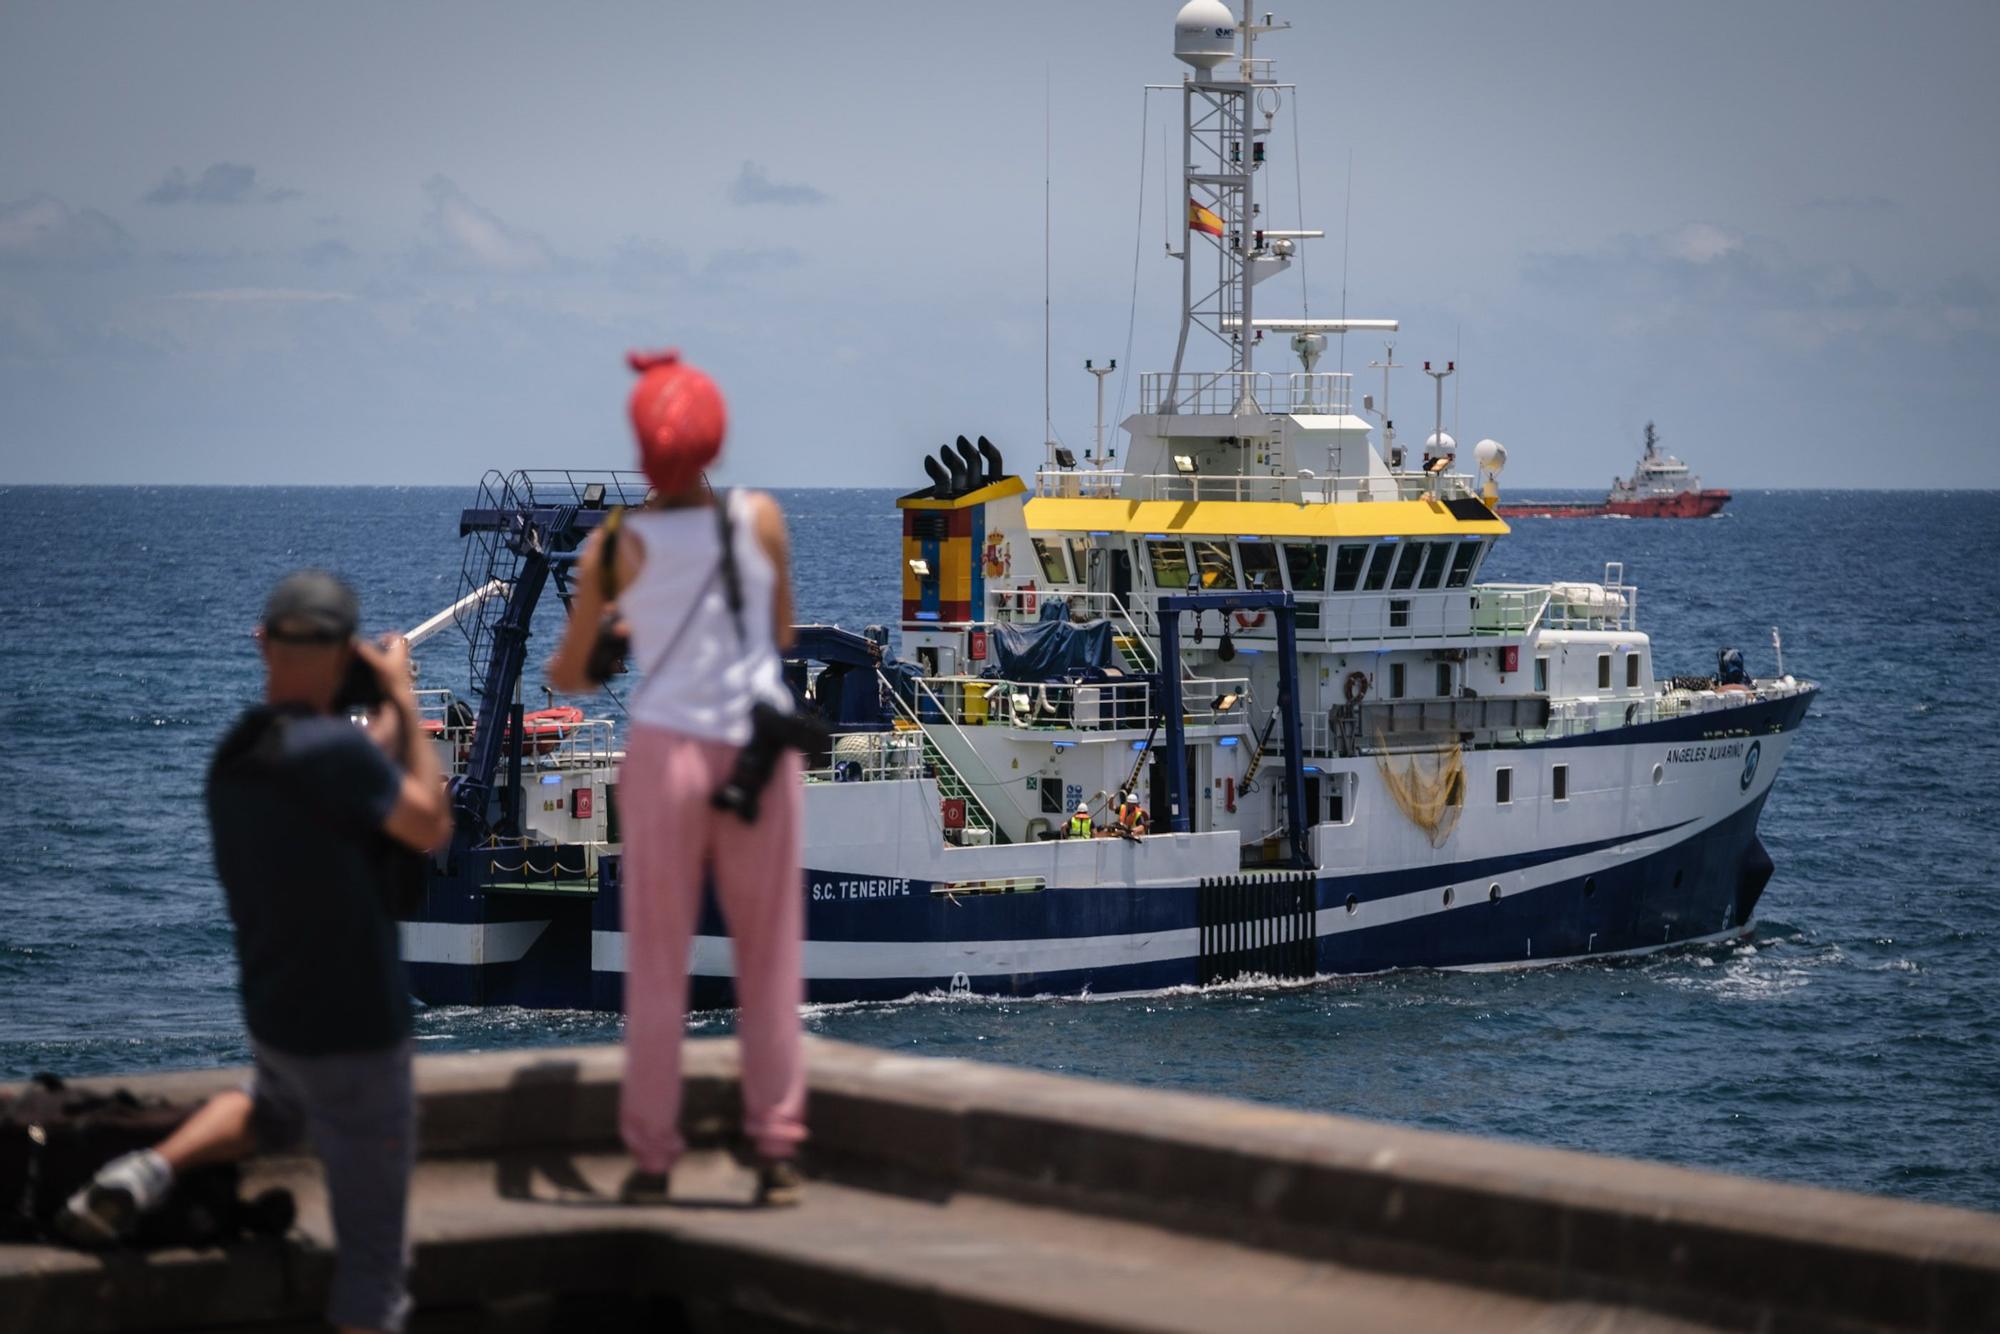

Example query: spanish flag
[1188,199,1224,237]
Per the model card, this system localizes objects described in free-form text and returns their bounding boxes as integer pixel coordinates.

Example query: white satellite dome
[1173,0,1236,71]
[1473,438,1507,473]
[1425,430,1456,452]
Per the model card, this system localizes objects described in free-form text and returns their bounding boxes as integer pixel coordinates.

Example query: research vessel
[397,1,1814,1011]
[1496,423,1732,519]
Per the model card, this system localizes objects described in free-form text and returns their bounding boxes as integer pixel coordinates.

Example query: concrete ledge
[6,1039,1998,1332]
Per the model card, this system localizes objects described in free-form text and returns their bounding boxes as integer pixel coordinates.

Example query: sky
[2,0,1996,489]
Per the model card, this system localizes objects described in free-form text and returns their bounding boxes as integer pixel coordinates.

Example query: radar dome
[1174,0,1236,71]
[1425,431,1456,452]
[1473,438,1507,474]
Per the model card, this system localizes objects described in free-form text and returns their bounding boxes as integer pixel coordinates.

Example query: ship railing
[1537,580,1640,633]
[413,688,620,779]
[1138,370,1352,416]
[1034,466,1125,498]
[805,730,928,784]
[905,671,1251,734]
[1115,583,1549,646]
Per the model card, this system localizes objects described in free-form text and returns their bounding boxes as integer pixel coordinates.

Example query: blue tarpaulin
[990,610,1114,681]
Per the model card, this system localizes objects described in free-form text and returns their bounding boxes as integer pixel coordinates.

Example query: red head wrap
[626,348,726,495]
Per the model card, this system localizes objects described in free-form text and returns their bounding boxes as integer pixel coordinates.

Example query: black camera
[333,645,385,712]
[584,615,629,686]
[711,702,829,823]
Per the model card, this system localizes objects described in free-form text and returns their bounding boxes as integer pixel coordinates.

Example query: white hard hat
[1076,803,1090,814]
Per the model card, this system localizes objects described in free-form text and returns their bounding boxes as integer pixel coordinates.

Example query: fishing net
[1375,740,1465,848]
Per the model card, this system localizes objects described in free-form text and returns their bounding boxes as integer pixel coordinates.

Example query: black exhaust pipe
[977,435,1004,483]
[922,453,951,498]
[955,436,982,490]
[938,445,967,495]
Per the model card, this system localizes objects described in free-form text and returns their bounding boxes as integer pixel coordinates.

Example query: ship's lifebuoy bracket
[1343,670,1369,705]
[1233,609,1267,629]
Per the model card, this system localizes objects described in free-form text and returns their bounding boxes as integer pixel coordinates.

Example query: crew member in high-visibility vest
[1068,802,1092,839]
[1116,792,1150,837]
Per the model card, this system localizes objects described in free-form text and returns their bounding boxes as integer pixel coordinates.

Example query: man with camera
[59,571,453,1334]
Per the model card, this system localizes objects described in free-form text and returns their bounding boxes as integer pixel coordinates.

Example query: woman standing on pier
[549,349,805,1206]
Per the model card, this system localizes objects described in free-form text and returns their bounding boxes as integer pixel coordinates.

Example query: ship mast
[1164,3,1288,415]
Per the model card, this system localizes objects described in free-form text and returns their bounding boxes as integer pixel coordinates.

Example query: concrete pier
[5,1038,1997,1332]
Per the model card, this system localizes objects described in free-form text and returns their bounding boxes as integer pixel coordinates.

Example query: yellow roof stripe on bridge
[1022,496,1508,540]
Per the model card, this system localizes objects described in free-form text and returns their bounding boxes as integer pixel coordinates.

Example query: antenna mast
[1085,359,1117,463]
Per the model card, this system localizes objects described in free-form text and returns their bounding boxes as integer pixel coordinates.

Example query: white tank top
[619,491,784,745]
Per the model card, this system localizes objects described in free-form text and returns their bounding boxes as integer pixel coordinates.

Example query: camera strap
[597,506,625,602]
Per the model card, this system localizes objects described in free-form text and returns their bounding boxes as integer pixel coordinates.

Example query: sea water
[2,486,1995,1210]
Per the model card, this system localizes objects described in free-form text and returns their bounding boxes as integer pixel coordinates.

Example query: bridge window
[1363,543,1396,591]
[1390,541,1425,591]
[1626,653,1641,688]
[1192,540,1237,589]
[1146,539,1191,589]
[1418,541,1452,590]
[1446,540,1482,588]
[1238,540,1280,592]
[1067,537,1091,585]
[1597,654,1611,690]
[1281,541,1326,591]
[1281,542,1326,630]
[1332,543,1368,591]
[1031,537,1069,584]
[1553,764,1569,802]
[1496,767,1513,805]
[1534,656,1549,691]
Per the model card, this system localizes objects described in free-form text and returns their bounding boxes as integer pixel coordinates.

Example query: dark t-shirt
[207,705,410,1056]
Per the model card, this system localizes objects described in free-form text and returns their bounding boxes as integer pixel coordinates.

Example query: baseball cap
[262,569,359,643]
[627,348,726,495]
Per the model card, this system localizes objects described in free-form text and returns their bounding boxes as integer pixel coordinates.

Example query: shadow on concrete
[493,1061,601,1205]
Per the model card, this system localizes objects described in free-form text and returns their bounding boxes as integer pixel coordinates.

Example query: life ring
[1233,609,1267,630]
[1343,670,1369,705]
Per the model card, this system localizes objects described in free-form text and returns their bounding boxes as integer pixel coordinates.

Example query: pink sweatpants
[618,723,806,1173]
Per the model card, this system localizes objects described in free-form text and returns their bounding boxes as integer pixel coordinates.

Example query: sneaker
[55,1149,172,1246]
[617,1169,671,1206]
[754,1158,802,1208]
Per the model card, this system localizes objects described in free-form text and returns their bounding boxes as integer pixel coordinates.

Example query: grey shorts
[249,1039,416,1334]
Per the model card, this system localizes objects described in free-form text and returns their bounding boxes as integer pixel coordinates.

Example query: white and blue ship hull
[403,690,1808,1012]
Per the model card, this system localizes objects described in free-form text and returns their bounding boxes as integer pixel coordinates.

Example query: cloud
[611,236,689,277]
[0,194,133,269]
[727,162,827,207]
[166,287,354,304]
[143,162,295,205]
[1523,222,1893,315]
[417,175,556,273]
[703,245,803,278]
[300,238,357,267]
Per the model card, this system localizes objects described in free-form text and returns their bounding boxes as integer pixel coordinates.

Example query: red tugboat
[1497,423,1731,519]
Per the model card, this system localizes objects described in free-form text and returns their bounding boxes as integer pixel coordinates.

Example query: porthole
[1652,764,1664,786]
[1345,894,1359,915]
[1583,876,1598,898]
[1488,883,1502,902]
[1442,887,1455,907]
